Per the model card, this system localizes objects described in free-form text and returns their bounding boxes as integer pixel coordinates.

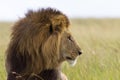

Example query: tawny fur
[6,8,69,80]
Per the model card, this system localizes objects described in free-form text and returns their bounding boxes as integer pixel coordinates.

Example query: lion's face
[60,30,82,66]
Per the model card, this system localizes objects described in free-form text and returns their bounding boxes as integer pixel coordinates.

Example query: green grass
[0,19,120,80]
[0,22,13,80]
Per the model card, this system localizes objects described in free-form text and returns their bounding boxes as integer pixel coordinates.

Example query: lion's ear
[49,24,63,34]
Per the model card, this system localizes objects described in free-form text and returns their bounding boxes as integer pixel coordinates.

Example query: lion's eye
[68,36,72,41]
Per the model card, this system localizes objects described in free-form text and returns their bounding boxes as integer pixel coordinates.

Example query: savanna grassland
[0,19,120,80]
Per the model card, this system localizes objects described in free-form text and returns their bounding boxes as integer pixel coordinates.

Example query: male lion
[6,8,82,80]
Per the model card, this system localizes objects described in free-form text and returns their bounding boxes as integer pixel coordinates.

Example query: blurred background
[0,0,120,80]
[0,0,120,21]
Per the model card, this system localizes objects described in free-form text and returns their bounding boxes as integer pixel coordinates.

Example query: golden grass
[0,22,13,80]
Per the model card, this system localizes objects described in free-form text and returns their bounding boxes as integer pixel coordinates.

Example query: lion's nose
[78,50,82,55]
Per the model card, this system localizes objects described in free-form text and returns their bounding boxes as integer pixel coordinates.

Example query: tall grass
[0,19,120,80]
[0,22,13,80]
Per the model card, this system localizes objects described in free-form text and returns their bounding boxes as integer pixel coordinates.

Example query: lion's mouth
[66,56,73,60]
[65,56,77,66]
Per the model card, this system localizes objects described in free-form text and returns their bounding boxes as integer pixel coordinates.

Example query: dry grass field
[0,19,120,80]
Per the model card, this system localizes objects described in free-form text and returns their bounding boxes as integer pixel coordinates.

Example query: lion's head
[60,31,82,66]
[6,8,82,78]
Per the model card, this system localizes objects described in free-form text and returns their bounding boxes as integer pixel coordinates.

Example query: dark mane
[6,7,70,80]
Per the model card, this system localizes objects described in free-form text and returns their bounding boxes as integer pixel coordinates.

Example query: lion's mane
[6,8,69,80]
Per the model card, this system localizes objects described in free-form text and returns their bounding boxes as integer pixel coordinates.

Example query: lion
[5,8,82,80]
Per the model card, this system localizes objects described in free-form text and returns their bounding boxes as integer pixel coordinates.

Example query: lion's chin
[67,59,77,66]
